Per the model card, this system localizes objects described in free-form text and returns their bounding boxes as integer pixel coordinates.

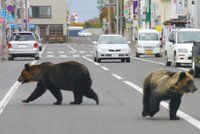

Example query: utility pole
[119,0,123,35]
[14,0,18,31]
[116,0,119,34]
[107,0,112,34]
[0,0,6,60]
[21,0,24,31]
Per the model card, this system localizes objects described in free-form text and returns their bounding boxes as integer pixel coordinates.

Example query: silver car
[7,31,40,60]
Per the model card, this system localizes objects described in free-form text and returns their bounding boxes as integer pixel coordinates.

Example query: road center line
[112,74,124,80]
[123,80,200,130]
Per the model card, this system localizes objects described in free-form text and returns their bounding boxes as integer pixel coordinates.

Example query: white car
[135,29,161,57]
[78,30,92,37]
[164,28,200,67]
[93,34,131,62]
[7,31,40,60]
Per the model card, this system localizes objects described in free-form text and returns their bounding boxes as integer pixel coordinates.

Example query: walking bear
[142,69,197,120]
[18,61,99,105]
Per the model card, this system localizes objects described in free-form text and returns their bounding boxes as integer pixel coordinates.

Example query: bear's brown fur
[142,69,197,120]
[18,61,99,105]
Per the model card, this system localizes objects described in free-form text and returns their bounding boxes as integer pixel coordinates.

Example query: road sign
[7,5,14,12]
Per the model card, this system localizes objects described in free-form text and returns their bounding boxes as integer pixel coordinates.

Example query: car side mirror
[93,41,97,45]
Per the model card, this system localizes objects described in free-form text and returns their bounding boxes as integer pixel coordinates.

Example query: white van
[135,29,161,57]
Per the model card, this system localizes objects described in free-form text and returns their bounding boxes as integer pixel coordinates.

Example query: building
[15,0,68,43]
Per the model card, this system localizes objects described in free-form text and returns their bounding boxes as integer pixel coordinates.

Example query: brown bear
[18,61,99,105]
[142,69,197,120]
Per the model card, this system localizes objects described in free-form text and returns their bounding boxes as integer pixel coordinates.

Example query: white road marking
[85,55,92,57]
[80,51,86,53]
[69,51,75,53]
[101,66,109,71]
[112,74,124,80]
[59,55,67,58]
[47,51,54,54]
[39,46,46,57]
[73,55,80,57]
[58,51,64,54]
[47,55,55,58]
[0,59,39,115]
[82,56,100,66]
[90,51,93,53]
[67,44,77,52]
[123,80,200,130]
[131,56,189,71]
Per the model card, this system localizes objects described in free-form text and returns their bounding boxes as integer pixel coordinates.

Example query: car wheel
[39,46,42,51]
[192,59,200,78]
[136,52,140,57]
[165,52,171,66]
[174,54,180,67]
[35,55,40,60]
[8,55,14,61]
[121,59,125,62]
[94,57,97,62]
[126,58,130,63]
[97,58,101,63]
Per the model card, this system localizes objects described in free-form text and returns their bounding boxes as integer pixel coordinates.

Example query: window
[49,25,63,36]
[30,6,51,18]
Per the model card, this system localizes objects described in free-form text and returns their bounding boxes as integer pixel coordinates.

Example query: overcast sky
[67,0,99,22]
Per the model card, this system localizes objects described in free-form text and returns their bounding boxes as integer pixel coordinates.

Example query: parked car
[78,30,92,37]
[34,33,43,51]
[135,29,161,57]
[165,28,200,67]
[7,31,40,60]
[93,34,131,63]
[192,42,200,78]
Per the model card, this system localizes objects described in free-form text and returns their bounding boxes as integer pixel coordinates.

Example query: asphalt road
[0,36,200,134]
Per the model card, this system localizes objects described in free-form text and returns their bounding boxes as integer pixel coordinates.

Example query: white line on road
[101,66,109,71]
[67,44,77,52]
[112,74,124,80]
[123,80,200,130]
[47,51,54,54]
[59,55,67,58]
[47,55,55,58]
[0,59,39,115]
[131,56,189,71]
[80,51,86,53]
[58,51,64,54]
[82,56,100,66]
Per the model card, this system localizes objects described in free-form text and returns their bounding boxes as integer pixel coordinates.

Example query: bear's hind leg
[83,88,99,105]
[70,91,83,105]
[49,88,63,105]
[169,95,182,120]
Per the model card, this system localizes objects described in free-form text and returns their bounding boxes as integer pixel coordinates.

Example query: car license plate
[112,53,118,57]
[145,50,153,55]
[18,44,28,48]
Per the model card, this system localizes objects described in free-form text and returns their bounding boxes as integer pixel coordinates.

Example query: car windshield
[10,33,35,41]
[138,33,158,41]
[178,31,200,43]
[99,36,126,44]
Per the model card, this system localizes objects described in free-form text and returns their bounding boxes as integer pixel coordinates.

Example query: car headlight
[178,48,188,53]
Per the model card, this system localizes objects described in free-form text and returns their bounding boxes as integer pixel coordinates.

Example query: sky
[66,0,99,23]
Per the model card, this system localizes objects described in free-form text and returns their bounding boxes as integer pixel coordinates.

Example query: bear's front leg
[149,94,161,117]
[22,82,46,103]
[169,95,182,120]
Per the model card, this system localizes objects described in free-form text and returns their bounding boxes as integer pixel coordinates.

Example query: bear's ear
[188,69,194,75]
[24,63,31,71]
